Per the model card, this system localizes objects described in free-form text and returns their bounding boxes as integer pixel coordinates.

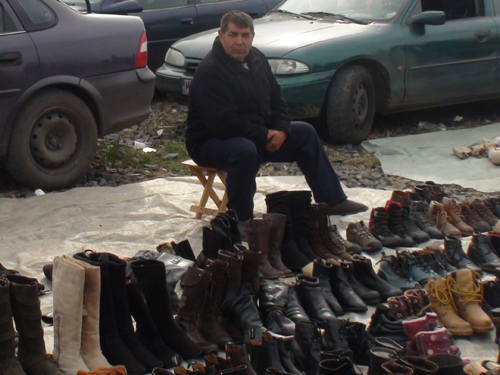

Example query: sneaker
[326,199,368,216]
[346,220,382,252]
[377,252,421,291]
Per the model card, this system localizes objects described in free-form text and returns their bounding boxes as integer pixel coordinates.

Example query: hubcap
[351,82,369,130]
[30,112,78,169]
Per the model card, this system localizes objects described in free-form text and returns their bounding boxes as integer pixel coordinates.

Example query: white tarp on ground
[361,123,500,193]
[0,176,496,367]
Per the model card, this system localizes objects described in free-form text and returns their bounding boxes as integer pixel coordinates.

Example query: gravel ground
[1,96,499,200]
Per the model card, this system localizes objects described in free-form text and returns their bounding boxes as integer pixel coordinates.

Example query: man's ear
[218,29,222,39]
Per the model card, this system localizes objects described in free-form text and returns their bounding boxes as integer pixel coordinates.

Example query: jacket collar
[212,36,262,73]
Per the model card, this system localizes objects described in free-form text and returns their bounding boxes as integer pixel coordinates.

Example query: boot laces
[385,254,412,280]
[426,280,456,311]
[447,272,483,305]
[411,252,435,276]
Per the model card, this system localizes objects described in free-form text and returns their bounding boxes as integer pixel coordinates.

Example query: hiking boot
[442,198,474,237]
[482,279,500,309]
[429,202,462,237]
[369,207,403,248]
[346,220,382,252]
[447,269,494,333]
[391,190,413,208]
[387,295,414,320]
[315,204,352,260]
[420,247,456,278]
[367,304,408,344]
[398,251,439,286]
[443,235,482,274]
[471,199,500,232]
[403,206,430,244]
[467,232,500,276]
[410,201,444,240]
[413,182,446,203]
[328,223,362,255]
[484,197,500,219]
[425,276,473,336]
[404,289,432,317]
[460,204,491,233]
[377,252,421,291]
[385,201,416,247]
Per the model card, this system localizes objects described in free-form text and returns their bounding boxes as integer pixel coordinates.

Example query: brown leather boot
[307,205,335,259]
[425,276,473,336]
[429,202,462,237]
[315,203,352,260]
[442,198,474,236]
[262,213,294,276]
[245,219,284,278]
[447,269,494,333]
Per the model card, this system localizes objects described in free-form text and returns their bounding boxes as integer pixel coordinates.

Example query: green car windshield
[276,0,408,22]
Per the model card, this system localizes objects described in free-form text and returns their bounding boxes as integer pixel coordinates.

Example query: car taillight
[135,31,148,69]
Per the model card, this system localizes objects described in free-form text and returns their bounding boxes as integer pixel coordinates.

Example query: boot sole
[471,323,494,333]
[447,327,474,336]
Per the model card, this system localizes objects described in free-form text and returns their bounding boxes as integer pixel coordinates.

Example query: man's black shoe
[327,199,368,216]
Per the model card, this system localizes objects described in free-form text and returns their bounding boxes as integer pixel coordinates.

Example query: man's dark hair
[220,10,255,35]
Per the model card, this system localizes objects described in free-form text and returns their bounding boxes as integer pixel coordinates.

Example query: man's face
[218,22,254,62]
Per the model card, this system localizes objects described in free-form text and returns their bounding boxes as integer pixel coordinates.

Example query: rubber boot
[245,218,284,278]
[259,279,295,336]
[447,268,494,333]
[126,281,182,368]
[262,213,294,276]
[310,259,344,316]
[7,275,64,375]
[265,191,314,270]
[286,284,310,323]
[296,274,337,323]
[238,244,261,298]
[290,321,321,375]
[175,266,219,354]
[198,259,233,348]
[0,279,25,375]
[225,343,257,375]
[328,258,367,313]
[130,260,202,359]
[427,354,465,375]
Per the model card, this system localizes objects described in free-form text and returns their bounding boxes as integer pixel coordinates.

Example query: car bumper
[84,67,156,136]
[156,63,333,119]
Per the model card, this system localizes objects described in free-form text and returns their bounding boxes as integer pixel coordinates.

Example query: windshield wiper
[272,9,316,20]
[303,11,368,25]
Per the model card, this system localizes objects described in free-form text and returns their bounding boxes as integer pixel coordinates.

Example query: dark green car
[156,0,500,144]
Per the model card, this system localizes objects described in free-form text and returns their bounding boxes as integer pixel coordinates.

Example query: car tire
[326,66,375,145]
[3,89,98,190]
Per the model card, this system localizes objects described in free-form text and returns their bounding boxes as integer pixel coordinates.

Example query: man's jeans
[190,121,347,221]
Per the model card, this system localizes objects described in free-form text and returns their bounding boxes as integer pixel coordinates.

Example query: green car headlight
[268,59,309,75]
[165,48,186,67]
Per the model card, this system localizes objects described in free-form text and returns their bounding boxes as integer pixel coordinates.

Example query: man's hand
[266,130,287,152]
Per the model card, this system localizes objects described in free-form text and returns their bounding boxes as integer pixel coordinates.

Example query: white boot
[71,258,111,370]
[53,255,89,374]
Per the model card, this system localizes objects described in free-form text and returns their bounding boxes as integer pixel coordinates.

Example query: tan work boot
[442,198,474,236]
[429,202,462,237]
[447,269,494,333]
[425,276,473,336]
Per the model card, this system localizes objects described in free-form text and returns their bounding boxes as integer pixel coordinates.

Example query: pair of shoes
[346,220,383,252]
[326,199,368,216]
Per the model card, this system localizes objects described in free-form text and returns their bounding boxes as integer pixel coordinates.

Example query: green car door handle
[474,29,491,40]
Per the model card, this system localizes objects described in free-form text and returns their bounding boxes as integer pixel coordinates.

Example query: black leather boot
[266,191,314,270]
[250,332,286,375]
[343,321,375,366]
[286,284,311,323]
[262,213,294,276]
[130,260,202,360]
[175,266,219,355]
[367,347,398,375]
[321,319,352,358]
[171,239,196,262]
[344,261,381,305]
[259,279,295,336]
[288,190,320,261]
[238,244,261,298]
[296,274,337,323]
[366,304,408,345]
[290,320,321,375]
[311,259,344,316]
[328,258,367,313]
[351,255,402,301]
[219,209,242,245]
[198,216,233,268]
[426,354,465,375]
[467,232,500,276]
[443,235,482,274]
[319,358,358,375]
[277,337,302,375]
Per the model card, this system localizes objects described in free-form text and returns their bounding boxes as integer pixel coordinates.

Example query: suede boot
[276,338,302,375]
[296,274,337,323]
[286,284,310,323]
[290,321,321,375]
[265,191,314,270]
[427,354,465,375]
[0,279,25,375]
[130,260,202,359]
[225,343,257,375]
[126,281,182,368]
[328,258,367,313]
[245,219,284,278]
[346,220,383,252]
[442,235,482,274]
[7,275,64,375]
[198,259,233,348]
[175,266,219,354]
[259,280,295,336]
[262,213,294,276]
[309,259,344,316]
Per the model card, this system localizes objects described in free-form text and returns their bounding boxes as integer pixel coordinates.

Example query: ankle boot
[424,276,473,336]
[0,279,24,375]
[420,247,456,278]
[429,202,462,238]
[198,260,233,348]
[377,252,421,291]
[308,204,337,259]
[368,347,398,375]
[367,304,408,344]
[262,213,294,276]
[342,322,375,366]
[343,262,381,305]
[225,343,257,375]
[427,354,465,375]
[290,321,321,375]
[288,191,320,261]
[204,353,232,373]
[328,258,367,313]
[410,201,444,240]
[447,268,494,333]
[385,201,416,247]
[321,319,352,357]
[250,332,286,375]
[319,358,358,375]
[315,203,352,260]
[130,260,202,359]
[126,281,182,368]
[467,232,500,276]
[259,279,295,336]
[471,199,500,231]
[7,275,65,375]
[442,198,474,236]
[176,266,219,355]
[400,251,439,286]
[265,191,314,271]
[296,274,337,323]
[238,244,261,297]
[442,236,482,274]
[346,220,382,253]
[400,357,438,375]
[310,259,344,316]
[460,204,491,233]
[286,284,310,323]
[245,219,284,278]
[198,215,233,267]
[351,255,403,301]
[277,337,302,375]
[72,253,146,375]
[369,207,403,248]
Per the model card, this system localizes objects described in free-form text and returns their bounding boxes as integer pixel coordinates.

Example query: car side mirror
[100,0,143,14]
[409,11,446,26]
